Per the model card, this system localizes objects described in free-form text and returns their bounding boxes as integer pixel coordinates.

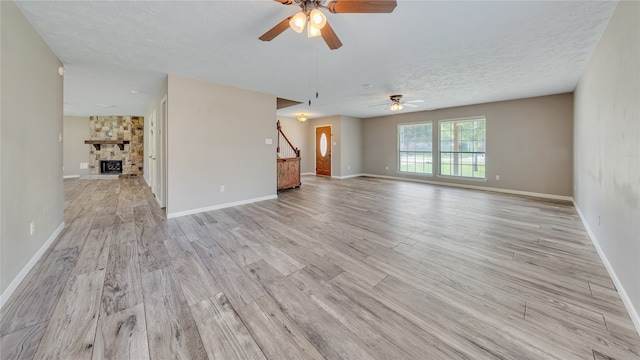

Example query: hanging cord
[315,42,319,100]
[308,41,320,107]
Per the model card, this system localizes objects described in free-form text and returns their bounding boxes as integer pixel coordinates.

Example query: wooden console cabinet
[277,157,301,190]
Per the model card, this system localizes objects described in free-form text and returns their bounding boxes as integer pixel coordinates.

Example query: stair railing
[277,120,300,158]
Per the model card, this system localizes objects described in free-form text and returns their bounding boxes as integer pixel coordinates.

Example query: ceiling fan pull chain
[315,44,319,100]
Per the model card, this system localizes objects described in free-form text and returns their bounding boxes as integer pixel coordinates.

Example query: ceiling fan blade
[368,103,387,107]
[321,21,343,50]
[403,103,418,108]
[259,16,293,42]
[274,0,294,4]
[327,0,397,13]
[405,100,425,103]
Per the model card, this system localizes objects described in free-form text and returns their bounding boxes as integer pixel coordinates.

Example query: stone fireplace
[86,116,143,177]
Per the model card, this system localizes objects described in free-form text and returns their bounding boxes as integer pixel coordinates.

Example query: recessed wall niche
[88,116,143,176]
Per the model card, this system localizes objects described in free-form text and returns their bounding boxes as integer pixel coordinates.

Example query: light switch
[265,138,273,145]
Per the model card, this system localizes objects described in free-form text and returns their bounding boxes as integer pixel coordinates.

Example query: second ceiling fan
[259,0,398,50]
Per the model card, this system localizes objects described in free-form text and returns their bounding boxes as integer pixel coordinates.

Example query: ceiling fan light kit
[260,0,397,50]
[290,8,326,37]
[390,102,403,112]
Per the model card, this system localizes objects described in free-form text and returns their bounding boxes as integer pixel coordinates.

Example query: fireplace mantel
[84,140,130,151]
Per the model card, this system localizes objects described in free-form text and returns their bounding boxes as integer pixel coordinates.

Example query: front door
[315,126,331,176]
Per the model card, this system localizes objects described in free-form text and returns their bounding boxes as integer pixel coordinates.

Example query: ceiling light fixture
[390,102,403,112]
[289,3,327,38]
[297,114,308,122]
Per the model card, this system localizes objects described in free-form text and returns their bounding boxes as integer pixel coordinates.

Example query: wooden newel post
[276,120,281,154]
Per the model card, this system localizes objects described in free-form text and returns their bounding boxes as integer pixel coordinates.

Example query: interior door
[149,111,157,195]
[315,126,331,176]
[160,96,167,208]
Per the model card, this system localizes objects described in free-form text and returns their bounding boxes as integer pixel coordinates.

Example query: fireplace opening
[100,160,123,174]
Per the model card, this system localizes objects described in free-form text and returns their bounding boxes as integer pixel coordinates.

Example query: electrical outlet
[220,185,225,192]
[347,165,351,170]
[30,222,35,235]
[80,163,89,169]
[495,175,500,180]
[385,166,389,171]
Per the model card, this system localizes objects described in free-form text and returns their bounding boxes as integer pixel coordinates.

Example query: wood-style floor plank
[72,227,112,275]
[141,267,208,360]
[288,267,451,360]
[136,224,171,274]
[238,295,326,360]
[0,248,79,336]
[101,242,143,316]
[192,241,265,310]
[190,293,266,360]
[166,235,223,306]
[0,321,47,360]
[33,270,105,360]
[245,259,378,360]
[92,303,150,360]
[113,215,136,244]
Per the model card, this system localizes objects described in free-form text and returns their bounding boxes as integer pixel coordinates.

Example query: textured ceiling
[15,0,617,119]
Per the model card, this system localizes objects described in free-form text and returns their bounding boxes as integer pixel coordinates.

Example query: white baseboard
[332,173,366,180]
[573,202,640,336]
[167,195,278,219]
[360,173,573,201]
[63,175,80,179]
[301,172,315,176]
[0,222,65,309]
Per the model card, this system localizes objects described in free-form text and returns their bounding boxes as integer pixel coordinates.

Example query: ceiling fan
[370,95,425,112]
[259,0,398,50]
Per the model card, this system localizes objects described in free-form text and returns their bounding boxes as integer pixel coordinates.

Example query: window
[398,122,432,174]
[439,117,486,179]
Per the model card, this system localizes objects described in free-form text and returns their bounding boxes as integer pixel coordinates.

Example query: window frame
[397,121,434,176]
[437,116,487,181]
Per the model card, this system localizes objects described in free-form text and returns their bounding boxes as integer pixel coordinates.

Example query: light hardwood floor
[1,176,638,359]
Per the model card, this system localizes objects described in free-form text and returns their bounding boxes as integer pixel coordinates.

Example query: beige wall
[1,1,64,299]
[166,75,277,217]
[340,116,363,177]
[362,94,574,197]
[574,0,639,331]
[63,116,90,177]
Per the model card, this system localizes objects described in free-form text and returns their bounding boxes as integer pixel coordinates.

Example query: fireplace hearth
[101,160,123,174]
